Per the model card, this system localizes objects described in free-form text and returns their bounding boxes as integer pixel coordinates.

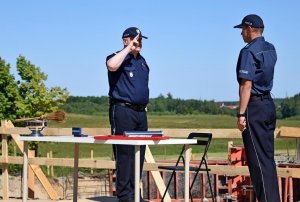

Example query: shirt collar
[249,36,265,44]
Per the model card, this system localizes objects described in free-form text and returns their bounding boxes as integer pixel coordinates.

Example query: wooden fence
[1,120,300,200]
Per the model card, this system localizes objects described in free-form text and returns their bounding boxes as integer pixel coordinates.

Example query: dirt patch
[0,175,111,200]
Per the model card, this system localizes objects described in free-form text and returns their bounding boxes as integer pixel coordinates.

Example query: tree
[15,56,69,118]
[0,57,20,120]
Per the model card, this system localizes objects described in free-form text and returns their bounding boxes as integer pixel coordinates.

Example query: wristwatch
[237,113,246,118]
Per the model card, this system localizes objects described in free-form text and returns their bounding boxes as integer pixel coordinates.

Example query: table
[18,136,197,202]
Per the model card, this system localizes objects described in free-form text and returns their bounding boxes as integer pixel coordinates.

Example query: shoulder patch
[239,70,248,74]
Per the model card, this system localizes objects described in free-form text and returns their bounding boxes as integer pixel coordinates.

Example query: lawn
[49,113,300,128]
[43,113,299,160]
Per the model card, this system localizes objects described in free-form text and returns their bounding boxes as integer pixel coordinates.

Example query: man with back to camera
[234,14,280,202]
[106,27,149,202]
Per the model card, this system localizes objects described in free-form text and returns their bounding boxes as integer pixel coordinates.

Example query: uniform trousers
[109,104,147,201]
[243,97,280,202]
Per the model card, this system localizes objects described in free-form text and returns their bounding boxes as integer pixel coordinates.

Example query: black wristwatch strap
[237,113,246,118]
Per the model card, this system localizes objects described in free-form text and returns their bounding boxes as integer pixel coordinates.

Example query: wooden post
[73,143,79,202]
[296,139,300,161]
[13,141,17,156]
[1,120,9,200]
[28,150,36,199]
[91,149,94,174]
[144,145,171,201]
[47,152,50,175]
[50,151,54,176]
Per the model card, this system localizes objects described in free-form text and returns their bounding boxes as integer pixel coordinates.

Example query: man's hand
[237,117,246,132]
[129,34,140,51]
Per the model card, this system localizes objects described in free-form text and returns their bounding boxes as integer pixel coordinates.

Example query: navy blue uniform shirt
[106,52,149,104]
[236,37,277,95]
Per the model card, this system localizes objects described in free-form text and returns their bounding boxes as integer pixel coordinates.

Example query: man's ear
[123,38,128,46]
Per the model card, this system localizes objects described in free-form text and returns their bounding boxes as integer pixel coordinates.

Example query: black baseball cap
[234,14,264,28]
[122,27,148,39]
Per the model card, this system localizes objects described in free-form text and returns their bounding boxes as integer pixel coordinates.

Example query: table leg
[134,145,140,202]
[22,141,28,202]
[73,143,79,202]
[184,145,191,202]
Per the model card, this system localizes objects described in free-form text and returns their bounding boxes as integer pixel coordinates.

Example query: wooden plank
[145,146,171,202]
[1,120,9,200]
[208,165,300,178]
[4,155,300,178]
[4,156,116,168]
[28,150,35,199]
[30,164,59,199]
[277,127,300,138]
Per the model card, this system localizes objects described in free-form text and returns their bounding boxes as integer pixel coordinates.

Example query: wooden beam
[1,120,9,200]
[4,155,300,179]
[277,127,300,138]
[30,164,59,199]
[145,146,171,202]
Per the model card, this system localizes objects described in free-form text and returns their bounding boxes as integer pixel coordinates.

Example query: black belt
[110,100,146,112]
[249,93,272,102]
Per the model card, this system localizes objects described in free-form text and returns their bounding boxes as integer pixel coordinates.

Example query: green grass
[44,113,299,160]
[37,138,297,160]
[49,113,300,128]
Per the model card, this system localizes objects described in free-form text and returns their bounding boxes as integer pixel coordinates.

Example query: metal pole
[22,141,28,202]
[184,145,191,202]
[135,145,141,202]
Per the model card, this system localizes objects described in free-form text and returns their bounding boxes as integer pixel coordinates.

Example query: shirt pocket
[124,66,137,81]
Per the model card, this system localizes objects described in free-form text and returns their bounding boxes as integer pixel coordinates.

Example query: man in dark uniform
[234,14,280,202]
[106,27,149,202]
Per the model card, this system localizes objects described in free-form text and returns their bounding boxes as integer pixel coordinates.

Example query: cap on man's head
[234,14,264,28]
[122,27,148,39]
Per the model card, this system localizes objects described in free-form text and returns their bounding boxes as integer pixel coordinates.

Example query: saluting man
[106,27,149,202]
[234,14,280,202]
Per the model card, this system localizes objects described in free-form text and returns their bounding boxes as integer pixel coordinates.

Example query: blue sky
[1,1,299,101]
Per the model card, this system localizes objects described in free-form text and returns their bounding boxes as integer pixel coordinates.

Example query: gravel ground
[0,175,114,201]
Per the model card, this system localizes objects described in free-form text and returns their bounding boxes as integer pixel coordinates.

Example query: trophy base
[29,129,44,137]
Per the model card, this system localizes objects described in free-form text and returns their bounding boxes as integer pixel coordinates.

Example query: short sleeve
[106,53,116,62]
[237,49,256,81]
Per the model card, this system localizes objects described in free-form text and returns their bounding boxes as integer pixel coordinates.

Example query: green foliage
[16,56,69,117]
[0,57,21,120]
[148,94,225,115]
[0,55,70,120]
[61,93,300,120]
[62,96,109,115]
[279,93,300,119]
[63,94,238,116]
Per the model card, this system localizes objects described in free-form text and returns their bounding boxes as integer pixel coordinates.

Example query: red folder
[94,135,169,140]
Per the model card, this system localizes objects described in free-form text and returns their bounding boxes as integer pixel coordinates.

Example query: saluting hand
[129,34,140,51]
